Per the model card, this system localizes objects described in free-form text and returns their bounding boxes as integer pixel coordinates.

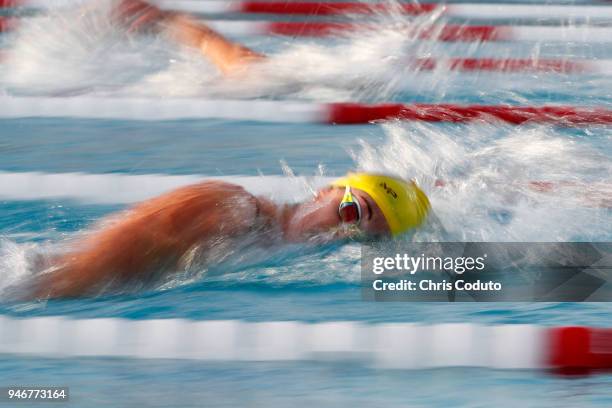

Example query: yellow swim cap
[331,172,430,237]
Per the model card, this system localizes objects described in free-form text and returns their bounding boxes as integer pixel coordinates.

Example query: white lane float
[0,172,333,204]
[2,0,612,21]
[0,96,611,125]
[0,316,610,374]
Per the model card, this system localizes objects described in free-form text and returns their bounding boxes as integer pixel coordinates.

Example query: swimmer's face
[287,187,390,240]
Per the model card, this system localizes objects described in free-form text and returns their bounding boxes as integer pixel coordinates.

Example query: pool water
[0,1,611,407]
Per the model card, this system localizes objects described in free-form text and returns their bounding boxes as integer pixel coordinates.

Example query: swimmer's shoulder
[179,180,252,196]
[174,179,259,214]
[130,180,259,233]
[147,180,255,205]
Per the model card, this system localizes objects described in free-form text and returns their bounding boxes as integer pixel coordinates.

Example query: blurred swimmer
[32,173,429,299]
[112,0,265,74]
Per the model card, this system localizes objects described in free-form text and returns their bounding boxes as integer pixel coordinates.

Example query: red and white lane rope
[1,172,609,208]
[2,0,612,21]
[409,58,612,74]
[204,21,612,42]
[0,317,610,373]
[2,16,611,43]
[1,25,611,73]
[0,41,608,74]
[0,96,610,125]
[180,1,612,21]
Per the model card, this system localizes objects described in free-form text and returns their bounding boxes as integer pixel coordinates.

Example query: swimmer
[32,173,429,299]
[112,0,266,74]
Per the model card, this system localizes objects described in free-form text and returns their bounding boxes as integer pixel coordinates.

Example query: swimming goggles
[338,185,362,225]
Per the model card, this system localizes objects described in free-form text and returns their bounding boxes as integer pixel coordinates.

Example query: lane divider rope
[1,43,610,74]
[406,57,612,74]
[0,97,611,125]
[172,1,612,21]
[0,316,610,373]
[2,16,612,43]
[199,21,612,43]
[3,0,612,21]
[0,172,331,204]
[1,172,609,207]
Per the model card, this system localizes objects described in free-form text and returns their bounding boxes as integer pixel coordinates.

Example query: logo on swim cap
[379,182,398,199]
[331,172,430,237]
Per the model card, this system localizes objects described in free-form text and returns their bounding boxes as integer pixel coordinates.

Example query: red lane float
[239,1,437,15]
[418,58,594,74]
[328,103,612,125]
[0,16,17,33]
[0,0,19,7]
[548,327,612,375]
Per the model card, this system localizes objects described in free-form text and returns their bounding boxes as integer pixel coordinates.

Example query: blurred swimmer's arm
[33,182,258,299]
[162,14,265,74]
[113,0,265,74]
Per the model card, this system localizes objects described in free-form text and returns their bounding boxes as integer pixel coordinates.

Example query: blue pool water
[1,1,612,406]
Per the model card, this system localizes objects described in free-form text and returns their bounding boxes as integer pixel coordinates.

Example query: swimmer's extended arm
[162,14,265,74]
[114,0,265,73]
[34,182,258,299]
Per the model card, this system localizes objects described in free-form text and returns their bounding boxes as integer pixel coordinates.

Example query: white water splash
[3,0,610,103]
[0,239,47,298]
[352,121,612,242]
